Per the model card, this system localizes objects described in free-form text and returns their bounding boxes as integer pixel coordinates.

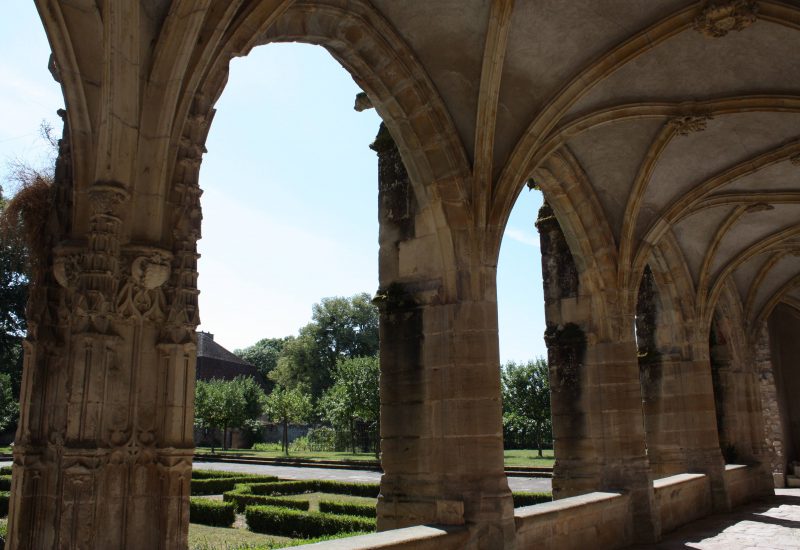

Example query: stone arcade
[7,1,800,548]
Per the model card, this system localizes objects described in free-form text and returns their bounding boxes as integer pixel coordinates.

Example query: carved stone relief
[693,0,758,38]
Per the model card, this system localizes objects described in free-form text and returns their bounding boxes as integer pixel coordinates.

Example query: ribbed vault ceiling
[371,0,800,327]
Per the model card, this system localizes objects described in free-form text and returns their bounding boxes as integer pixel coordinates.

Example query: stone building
[7,1,800,549]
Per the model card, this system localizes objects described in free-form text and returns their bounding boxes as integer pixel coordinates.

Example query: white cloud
[505,227,540,248]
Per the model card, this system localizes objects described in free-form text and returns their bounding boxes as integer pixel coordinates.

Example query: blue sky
[0,2,546,363]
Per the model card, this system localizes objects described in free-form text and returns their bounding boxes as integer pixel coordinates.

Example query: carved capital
[88,183,130,217]
[694,0,758,38]
[669,114,713,136]
[127,247,173,290]
[53,246,82,289]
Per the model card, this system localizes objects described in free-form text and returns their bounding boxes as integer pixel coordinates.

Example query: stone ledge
[653,472,711,534]
[514,492,632,550]
[289,525,468,549]
[514,491,623,518]
[653,472,707,490]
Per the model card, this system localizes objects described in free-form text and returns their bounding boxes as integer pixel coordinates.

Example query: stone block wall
[514,492,632,550]
[653,473,711,534]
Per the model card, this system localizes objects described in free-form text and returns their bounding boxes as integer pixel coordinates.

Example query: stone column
[7,124,198,550]
[537,202,659,544]
[755,324,787,485]
[371,124,515,548]
[636,266,687,476]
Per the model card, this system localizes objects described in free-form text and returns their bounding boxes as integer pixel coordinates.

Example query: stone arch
[635,237,726,484]
[162,0,473,299]
[709,282,766,465]
[529,148,619,341]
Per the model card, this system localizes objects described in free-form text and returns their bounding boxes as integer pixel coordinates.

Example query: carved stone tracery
[669,114,713,136]
[693,0,758,38]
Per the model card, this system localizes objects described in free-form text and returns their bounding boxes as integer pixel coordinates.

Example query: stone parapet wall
[514,492,632,550]
[653,473,711,534]
[724,465,770,508]
[291,525,468,550]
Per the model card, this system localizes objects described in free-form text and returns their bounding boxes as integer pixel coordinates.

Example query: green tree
[501,359,552,456]
[320,356,380,455]
[0,186,30,422]
[264,386,313,455]
[234,336,291,390]
[194,376,265,451]
[0,372,19,433]
[269,293,379,397]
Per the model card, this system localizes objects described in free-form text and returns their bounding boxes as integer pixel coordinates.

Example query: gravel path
[0,459,551,492]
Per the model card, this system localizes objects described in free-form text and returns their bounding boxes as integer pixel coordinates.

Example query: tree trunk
[283,418,289,455]
[537,426,543,458]
[223,427,228,451]
[350,417,356,454]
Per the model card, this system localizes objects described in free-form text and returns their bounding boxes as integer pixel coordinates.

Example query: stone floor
[632,489,800,549]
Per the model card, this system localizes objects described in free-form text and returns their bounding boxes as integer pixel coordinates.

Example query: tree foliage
[234,336,291,391]
[269,293,379,397]
[0,186,30,424]
[264,386,313,454]
[320,356,380,455]
[0,372,19,433]
[501,359,552,455]
[194,376,265,451]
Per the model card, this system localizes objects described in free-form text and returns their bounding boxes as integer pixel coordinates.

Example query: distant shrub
[319,501,376,518]
[191,469,244,480]
[0,477,10,492]
[189,498,235,527]
[0,492,9,518]
[289,436,311,453]
[0,468,11,476]
[245,505,375,538]
[306,427,336,452]
[252,442,282,453]
[512,492,552,507]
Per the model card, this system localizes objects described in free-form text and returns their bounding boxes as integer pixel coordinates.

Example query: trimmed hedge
[191,469,245,480]
[0,492,9,518]
[319,501,376,518]
[224,486,310,513]
[191,475,279,495]
[0,467,11,476]
[0,477,10,492]
[245,505,376,538]
[189,497,235,527]
[0,519,6,550]
[512,492,552,507]
[242,480,379,498]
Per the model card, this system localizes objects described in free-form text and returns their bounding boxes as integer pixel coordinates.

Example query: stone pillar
[710,318,763,464]
[636,266,687,476]
[371,124,515,548]
[755,324,787,484]
[7,122,198,550]
[537,202,659,544]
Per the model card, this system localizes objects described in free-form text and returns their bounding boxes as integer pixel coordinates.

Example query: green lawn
[189,523,290,549]
[188,523,371,550]
[504,449,555,467]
